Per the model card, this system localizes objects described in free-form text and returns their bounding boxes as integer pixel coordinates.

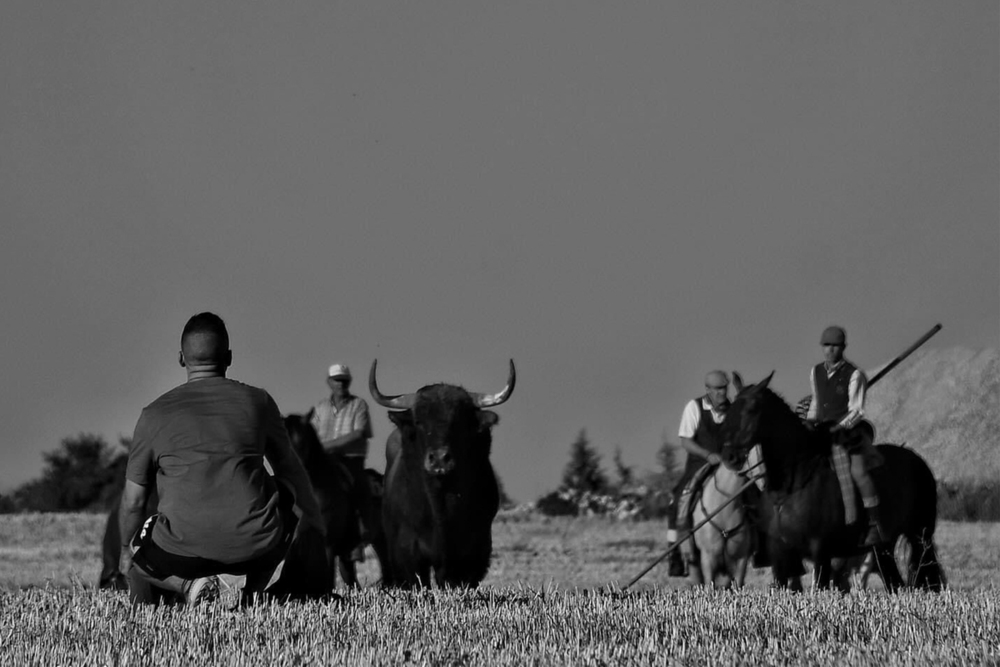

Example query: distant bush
[939,480,1000,522]
[535,430,681,520]
[6,434,128,513]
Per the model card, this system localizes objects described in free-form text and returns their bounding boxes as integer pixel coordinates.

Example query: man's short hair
[181,312,230,363]
[820,326,847,346]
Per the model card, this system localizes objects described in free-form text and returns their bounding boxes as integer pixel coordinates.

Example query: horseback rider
[311,363,372,561]
[666,370,730,577]
[806,325,885,546]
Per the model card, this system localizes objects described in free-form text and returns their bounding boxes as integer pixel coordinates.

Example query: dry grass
[1,512,998,665]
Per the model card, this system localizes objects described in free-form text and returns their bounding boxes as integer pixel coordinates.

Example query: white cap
[327,363,352,380]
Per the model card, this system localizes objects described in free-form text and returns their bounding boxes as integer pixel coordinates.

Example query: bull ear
[478,411,499,430]
[732,372,744,393]
[387,410,414,430]
[305,407,315,422]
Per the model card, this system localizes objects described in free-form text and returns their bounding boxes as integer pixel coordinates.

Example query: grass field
[1,512,998,665]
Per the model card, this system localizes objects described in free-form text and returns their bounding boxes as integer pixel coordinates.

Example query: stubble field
[0,512,998,665]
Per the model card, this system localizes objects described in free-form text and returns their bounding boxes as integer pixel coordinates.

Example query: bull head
[370,360,515,477]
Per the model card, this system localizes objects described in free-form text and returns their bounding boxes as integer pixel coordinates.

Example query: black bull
[370,359,515,588]
[99,418,382,596]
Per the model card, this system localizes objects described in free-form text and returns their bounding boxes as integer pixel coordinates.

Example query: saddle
[677,462,720,532]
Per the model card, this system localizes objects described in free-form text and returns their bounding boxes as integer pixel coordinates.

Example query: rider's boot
[666,529,687,577]
[752,530,771,568]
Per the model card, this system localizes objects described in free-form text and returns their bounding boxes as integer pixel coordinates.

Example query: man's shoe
[185,576,221,606]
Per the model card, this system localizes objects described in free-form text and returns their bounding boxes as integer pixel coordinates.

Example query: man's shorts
[129,513,290,582]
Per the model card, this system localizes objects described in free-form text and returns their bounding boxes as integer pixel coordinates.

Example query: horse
[283,413,386,588]
[719,372,945,592]
[687,458,760,588]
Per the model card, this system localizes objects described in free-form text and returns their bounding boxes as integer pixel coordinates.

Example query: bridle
[697,453,766,566]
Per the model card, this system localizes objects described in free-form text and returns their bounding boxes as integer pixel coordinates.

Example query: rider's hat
[327,363,352,380]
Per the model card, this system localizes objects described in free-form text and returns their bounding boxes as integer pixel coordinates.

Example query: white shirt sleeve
[839,368,867,429]
[806,367,818,421]
[678,399,702,439]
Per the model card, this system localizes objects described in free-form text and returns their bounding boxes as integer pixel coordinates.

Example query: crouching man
[119,312,327,605]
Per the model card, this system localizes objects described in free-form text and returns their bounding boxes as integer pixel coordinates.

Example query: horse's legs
[829,558,853,593]
[812,561,830,589]
[687,547,705,587]
[733,556,750,588]
[771,549,804,592]
[323,545,338,589]
[909,530,947,591]
[338,554,358,588]
[871,542,904,592]
[853,550,874,590]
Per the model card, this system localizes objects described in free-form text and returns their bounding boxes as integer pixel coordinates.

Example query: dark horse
[719,372,945,592]
[283,413,387,588]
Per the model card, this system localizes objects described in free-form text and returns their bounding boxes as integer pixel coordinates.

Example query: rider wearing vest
[806,325,885,547]
[666,370,729,577]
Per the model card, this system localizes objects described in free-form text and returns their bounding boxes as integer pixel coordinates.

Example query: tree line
[533,429,684,519]
[0,434,129,514]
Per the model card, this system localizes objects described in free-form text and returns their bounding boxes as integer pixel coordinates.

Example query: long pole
[621,475,761,590]
[867,323,942,388]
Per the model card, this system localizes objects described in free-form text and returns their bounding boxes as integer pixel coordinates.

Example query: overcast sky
[1,2,996,502]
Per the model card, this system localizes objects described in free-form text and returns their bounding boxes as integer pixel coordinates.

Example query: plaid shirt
[310,395,371,460]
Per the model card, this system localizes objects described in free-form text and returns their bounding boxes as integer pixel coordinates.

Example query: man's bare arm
[264,417,326,536]
[680,436,720,464]
[118,480,149,574]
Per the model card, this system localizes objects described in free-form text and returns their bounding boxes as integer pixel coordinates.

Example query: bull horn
[470,359,516,408]
[368,360,416,410]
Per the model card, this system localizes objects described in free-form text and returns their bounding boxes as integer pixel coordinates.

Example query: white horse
[688,449,764,588]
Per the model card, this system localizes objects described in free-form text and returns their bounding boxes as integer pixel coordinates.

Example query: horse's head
[719,370,774,469]
[284,408,322,466]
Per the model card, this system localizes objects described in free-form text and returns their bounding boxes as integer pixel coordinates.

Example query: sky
[1,2,997,503]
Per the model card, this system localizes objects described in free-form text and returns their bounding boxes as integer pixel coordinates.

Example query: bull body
[371,360,514,588]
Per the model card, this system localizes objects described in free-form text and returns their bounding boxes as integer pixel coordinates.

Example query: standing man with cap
[665,370,731,577]
[311,363,372,558]
[806,325,884,546]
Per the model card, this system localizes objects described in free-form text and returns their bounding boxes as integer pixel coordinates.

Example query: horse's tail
[908,527,947,591]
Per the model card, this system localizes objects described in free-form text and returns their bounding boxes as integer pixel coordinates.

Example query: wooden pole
[867,323,942,388]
